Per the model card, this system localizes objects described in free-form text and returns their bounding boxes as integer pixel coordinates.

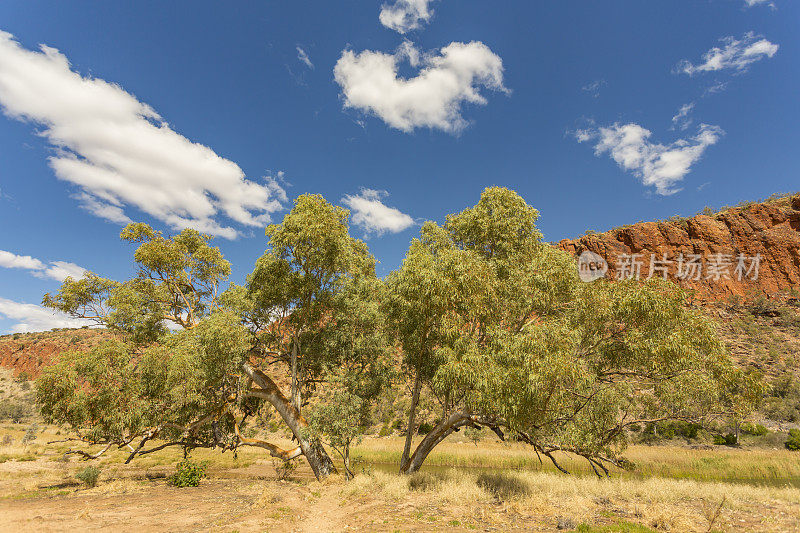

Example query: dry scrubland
[1,424,799,532]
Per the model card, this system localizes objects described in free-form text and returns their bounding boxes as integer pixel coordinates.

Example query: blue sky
[0,0,797,333]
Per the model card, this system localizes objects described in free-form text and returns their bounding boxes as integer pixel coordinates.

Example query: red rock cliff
[558,194,800,300]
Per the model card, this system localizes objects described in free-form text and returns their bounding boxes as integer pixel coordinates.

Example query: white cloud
[744,0,775,8]
[71,192,133,225]
[703,81,728,96]
[379,0,435,34]
[575,123,724,195]
[334,41,506,133]
[0,31,286,239]
[676,32,778,75]
[0,250,45,271]
[37,261,88,282]
[0,297,92,333]
[341,189,414,236]
[671,102,694,131]
[296,46,314,69]
[0,249,87,281]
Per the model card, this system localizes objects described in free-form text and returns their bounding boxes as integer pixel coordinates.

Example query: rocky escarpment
[558,194,800,301]
[0,328,110,378]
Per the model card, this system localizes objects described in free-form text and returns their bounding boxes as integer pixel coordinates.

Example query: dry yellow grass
[345,468,800,532]
[352,436,800,486]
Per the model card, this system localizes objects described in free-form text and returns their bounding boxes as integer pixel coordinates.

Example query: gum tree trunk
[243,363,335,480]
[400,372,422,472]
[401,411,471,474]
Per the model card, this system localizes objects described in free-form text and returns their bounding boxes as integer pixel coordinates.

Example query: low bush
[168,459,206,487]
[75,466,101,487]
[713,434,738,446]
[741,423,769,436]
[785,429,800,451]
[0,399,30,423]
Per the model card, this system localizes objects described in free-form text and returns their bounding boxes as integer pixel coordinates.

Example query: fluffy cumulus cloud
[575,123,724,195]
[37,261,87,282]
[0,31,286,239]
[0,249,87,281]
[341,189,414,236]
[0,250,45,271]
[379,0,435,34]
[676,32,779,75]
[0,297,91,333]
[334,41,506,133]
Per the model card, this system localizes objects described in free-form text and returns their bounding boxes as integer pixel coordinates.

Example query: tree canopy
[37,186,750,479]
[387,187,747,474]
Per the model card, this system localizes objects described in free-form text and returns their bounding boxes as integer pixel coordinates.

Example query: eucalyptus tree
[38,194,386,480]
[388,187,744,474]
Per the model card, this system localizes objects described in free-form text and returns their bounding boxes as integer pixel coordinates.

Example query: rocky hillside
[559,193,800,301]
[0,328,111,379]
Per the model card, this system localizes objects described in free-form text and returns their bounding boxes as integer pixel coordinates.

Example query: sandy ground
[1,458,800,532]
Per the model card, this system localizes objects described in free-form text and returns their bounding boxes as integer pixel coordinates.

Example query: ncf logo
[577,250,608,282]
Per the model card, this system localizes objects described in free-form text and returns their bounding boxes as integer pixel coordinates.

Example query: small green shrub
[75,466,101,487]
[168,459,206,487]
[378,425,390,437]
[713,433,738,446]
[785,429,800,451]
[741,423,769,436]
[0,399,30,423]
[417,422,434,435]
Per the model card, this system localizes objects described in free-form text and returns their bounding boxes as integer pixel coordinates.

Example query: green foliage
[465,426,482,446]
[75,465,101,488]
[713,434,738,446]
[741,423,768,436]
[417,422,434,435]
[36,312,251,449]
[0,399,30,423]
[785,429,800,451]
[36,201,389,480]
[32,187,751,481]
[388,186,745,470]
[168,459,206,487]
